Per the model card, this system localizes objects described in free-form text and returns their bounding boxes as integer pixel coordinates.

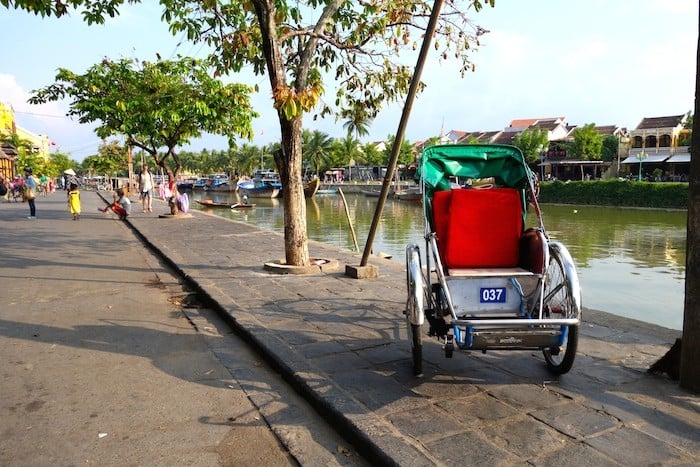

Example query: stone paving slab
[104,192,700,465]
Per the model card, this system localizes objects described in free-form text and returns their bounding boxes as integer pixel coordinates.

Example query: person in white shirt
[138,165,154,213]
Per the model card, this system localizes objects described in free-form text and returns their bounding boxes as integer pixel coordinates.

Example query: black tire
[408,322,423,376]
[543,325,578,374]
[542,245,579,374]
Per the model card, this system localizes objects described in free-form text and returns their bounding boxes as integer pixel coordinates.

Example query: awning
[621,154,670,164]
[667,154,691,163]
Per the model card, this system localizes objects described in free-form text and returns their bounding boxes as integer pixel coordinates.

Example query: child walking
[99,188,131,220]
[67,183,81,220]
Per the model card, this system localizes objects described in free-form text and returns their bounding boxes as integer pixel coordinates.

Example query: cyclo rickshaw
[405,144,581,376]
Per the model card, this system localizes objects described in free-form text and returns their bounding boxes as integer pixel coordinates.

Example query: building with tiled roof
[621,114,690,179]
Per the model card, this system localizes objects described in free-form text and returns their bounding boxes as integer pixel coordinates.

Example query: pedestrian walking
[67,183,81,220]
[23,167,37,219]
[138,164,154,213]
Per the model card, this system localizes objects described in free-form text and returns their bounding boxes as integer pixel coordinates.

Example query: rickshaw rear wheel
[408,322,423,376]
[542,244,580,374]
[543,325,578,374]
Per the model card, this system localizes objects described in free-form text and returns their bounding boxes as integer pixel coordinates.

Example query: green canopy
[420,144,533,197]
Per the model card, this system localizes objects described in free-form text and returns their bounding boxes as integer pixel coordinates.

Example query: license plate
[480,287,506,303]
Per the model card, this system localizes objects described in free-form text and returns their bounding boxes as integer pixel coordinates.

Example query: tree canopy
[29,56,257,189]
[512,127,549,164]
[8,0,493,266]
[569,123,603,161]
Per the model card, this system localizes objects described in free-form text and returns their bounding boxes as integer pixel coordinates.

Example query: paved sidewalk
[0,191,361,466]
[5,190,700,466]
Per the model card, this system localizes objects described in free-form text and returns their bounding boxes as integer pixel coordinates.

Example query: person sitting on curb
[98,188,131,220]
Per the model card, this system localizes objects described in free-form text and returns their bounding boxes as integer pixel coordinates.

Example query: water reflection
[191,191,687,330]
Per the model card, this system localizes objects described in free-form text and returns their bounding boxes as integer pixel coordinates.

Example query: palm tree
[342,109,372,139]
[332,134,362,169]
[303,130,333,177]
[235,143,263,176]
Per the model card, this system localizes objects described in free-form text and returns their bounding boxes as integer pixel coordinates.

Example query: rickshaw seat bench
[447,267,532,277]
[432,188,523,271]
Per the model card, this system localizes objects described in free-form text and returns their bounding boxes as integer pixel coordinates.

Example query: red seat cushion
[432,188,523,269]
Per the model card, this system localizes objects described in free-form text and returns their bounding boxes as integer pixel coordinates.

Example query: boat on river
[395,187,422,202]
[304,178,321,198]
[206,179,238,192]
[196,199,255,209]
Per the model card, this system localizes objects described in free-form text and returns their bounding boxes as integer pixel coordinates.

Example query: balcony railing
[629,146,689,156]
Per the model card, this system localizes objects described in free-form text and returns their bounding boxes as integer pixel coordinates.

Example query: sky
[1,0,698,162]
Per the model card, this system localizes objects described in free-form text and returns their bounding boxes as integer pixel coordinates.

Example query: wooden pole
[338,187,359,252]
[360,0,444,266]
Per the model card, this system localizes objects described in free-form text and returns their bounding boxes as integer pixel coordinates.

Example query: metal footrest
[455,328,562,350]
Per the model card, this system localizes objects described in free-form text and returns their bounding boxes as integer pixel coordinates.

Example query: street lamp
[636,151,647,181]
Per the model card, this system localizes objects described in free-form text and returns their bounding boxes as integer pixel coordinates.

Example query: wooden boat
[395,187,422,202]
[304,178,321,198]
[237,180,280,198]
[196,199,256,209]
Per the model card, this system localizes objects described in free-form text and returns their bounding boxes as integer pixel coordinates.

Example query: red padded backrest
[432,188,523,269]
[431,189,452,262]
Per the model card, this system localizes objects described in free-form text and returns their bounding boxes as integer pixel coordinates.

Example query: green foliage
[569,123,603,160]
[9,0,494,263]
[29,56,257,181]
[600,135,619,162]
[382,135,415,166]
[360,143,383,166]
[330,135,362,170]
[538,179,688,209]
[81,140,127,176]
[511,128,548,163]
[302,130,333,176]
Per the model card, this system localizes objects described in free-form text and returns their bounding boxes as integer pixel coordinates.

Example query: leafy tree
[233,143,264,177]
[82,140,127,178]
[383,135,415,167]
[601,135,619,163]
[7,0,493,266]
[361,143,384,167]
[331,135,362,171]
[303,130,333,177]
[29,56,257,214]
[512,128,549,164]
[569,123,603,161]
[47,152,77,178]
[424,136,442,148]
[683,110,693,129]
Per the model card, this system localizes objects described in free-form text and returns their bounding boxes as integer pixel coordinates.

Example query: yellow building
[0,102,51,161]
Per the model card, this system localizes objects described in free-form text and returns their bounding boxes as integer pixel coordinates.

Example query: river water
[190,190,687,331]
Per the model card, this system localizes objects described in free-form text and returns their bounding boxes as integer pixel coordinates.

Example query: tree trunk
[275,116,310,267]
[680,11,700,392]
[254,0,312,267]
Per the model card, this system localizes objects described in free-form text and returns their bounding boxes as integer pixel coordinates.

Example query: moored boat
[238,170,282,198]
[237,179,280,198]
[195,199,256,209]
[304,178,321,198]
[206,179,237,192]
[395,187,422,202]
